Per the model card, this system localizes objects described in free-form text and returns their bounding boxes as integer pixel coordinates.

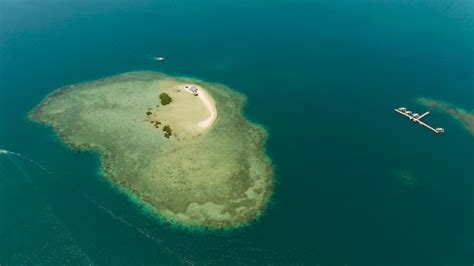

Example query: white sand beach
[184,85,217,129]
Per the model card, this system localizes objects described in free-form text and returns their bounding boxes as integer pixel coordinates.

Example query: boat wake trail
[0,148,52,175]
[83,193,163,244]
[0,148,194,264]
[0,148,52,184]
[83,193,195,265]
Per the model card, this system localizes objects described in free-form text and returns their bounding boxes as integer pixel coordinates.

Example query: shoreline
[184,85,218,129]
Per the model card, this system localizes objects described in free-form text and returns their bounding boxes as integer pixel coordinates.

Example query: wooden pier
[394,107,444,134]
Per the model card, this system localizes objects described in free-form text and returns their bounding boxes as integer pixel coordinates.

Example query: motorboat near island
[395,107,445,134]
[153,56,165,62]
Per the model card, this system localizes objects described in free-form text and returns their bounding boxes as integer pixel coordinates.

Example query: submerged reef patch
[30,71,273,228]
[391,169,419,188]
[417,97,474,136]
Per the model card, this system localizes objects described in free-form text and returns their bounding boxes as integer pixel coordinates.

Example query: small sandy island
[30,71,273,228]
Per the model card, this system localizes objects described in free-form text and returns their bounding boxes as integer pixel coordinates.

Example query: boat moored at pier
[395,107,445,134]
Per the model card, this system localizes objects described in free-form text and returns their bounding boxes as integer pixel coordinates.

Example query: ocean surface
[1,0,473,264]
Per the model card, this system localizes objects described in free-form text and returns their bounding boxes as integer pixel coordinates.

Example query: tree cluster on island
[159,93,172,105]
[150,120,161,128]
[163,125,172,138]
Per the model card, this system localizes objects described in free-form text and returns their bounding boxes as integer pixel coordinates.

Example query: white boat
[153,56,165,62]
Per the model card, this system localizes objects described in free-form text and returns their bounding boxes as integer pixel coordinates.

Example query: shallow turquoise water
[1,1,473,264]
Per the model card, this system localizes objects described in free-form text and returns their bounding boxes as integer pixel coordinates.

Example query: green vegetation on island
[159,92,172,105]
[163,125,172,138]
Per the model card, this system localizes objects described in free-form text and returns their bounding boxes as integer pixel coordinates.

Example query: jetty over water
[395,107,445,134]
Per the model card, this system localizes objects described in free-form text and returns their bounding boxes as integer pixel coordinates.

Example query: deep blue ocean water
[1,0,473,264]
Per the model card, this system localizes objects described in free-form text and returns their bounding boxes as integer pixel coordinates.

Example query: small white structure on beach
[189,86,199,96]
